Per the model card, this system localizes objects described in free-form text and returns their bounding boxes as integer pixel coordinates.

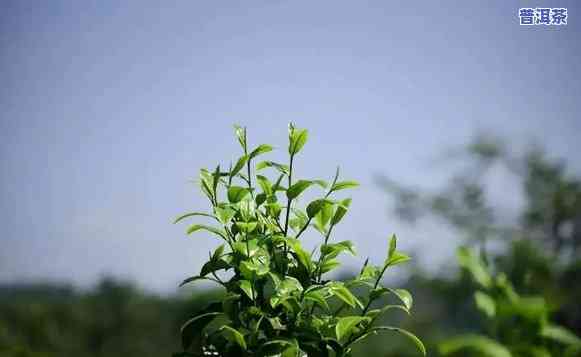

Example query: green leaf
[220,325,247,350]
[330,180,359,193]
[256,175,273,195]
[321,241,356,259]
[385,251,411,267]
[336,316,368,341]
[289,127,308,155]
[369,327,426,356]
[328,282,362,309]
[231,155,248,177]
[173,212,217,224]
[388,234,397,260]
[457,246,492,288]
[360,265,380,280]
[227,186,250,203]
[239,280,255,300]
[541,324,581,346]
[389,288,413,310]
[306,198,333,219]
[474,291,496,318]
[256,161,290,175]
[331,198,352,225]
[313,179,329,189]
[200,258,229,277]
[287,180,314,200]
[249,144,273,159]
[233,125,247,151]
[439,334,511,357]
[315,201,335,232]
[215,206,236,225]
[180,312,223,349]
[320,259,340,274]
[304,290,329,310]
[186,224,227,240]
[286,238,313,272]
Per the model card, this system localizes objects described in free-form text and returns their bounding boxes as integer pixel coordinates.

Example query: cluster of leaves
[173,124,425,357]
[439,247,581,357]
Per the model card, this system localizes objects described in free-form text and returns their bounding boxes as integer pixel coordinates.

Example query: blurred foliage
[0,278,221,357]
[377,133,581,356]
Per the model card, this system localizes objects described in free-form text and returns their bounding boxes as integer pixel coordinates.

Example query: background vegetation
[2,135,580,356]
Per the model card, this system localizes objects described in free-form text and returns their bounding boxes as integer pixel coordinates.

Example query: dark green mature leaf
[173,212,217,224]
[231,155,248,177]
[439,334,510,357]
[287,180,314,200]
[306,199,333,218]
[331,198,352,225]
[258,339,298,356]
[181,312,223,349]
[330,180,359,193]
[227,186,250,203]
[336,316,368,341]
[220,325,247,350]
[289,127,308,155]
[249,144,273,159]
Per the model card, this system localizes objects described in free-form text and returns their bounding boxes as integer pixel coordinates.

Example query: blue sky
[1,1,580,292]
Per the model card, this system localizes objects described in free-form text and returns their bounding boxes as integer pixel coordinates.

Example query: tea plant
[172,124,425,357]
[439,247,581,357]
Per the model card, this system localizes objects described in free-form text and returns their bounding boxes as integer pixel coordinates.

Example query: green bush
[173,124,425,357]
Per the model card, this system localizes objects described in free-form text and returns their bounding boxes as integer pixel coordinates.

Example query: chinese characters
[519,8,567,25]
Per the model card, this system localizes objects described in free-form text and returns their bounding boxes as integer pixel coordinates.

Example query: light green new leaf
[329,283,362,309]
[220,325,247,350]
[330,180,359,193]
[385,251,411,267]
[227,186,250,203]
[233,125,247,151]
[388,234,397,259]
[249,144,273,159]
[304,290,329,310]
[215,206,236,225]
[287,180,314,200]
[336,316,368,341]
[331,198,352,225]
[474,291,496,318]
[541,324,581,346]
[388,288,413,310]
[239,280,255,300]
[457,247,492,288]
[256,175,273,195]
[320,259,341,274]
[289,128,308,155]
